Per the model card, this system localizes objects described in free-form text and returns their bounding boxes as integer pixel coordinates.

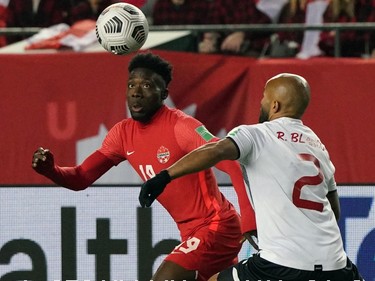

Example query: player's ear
[162,89,169,100]
[272,100,280,113]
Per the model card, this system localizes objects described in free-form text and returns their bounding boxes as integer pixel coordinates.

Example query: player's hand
[240,230,259,251]
[31,147,55,175]
[139,170,171,208]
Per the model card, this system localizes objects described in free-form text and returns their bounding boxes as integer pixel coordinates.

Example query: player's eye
[128,83,135,88]
[142,83,151,89]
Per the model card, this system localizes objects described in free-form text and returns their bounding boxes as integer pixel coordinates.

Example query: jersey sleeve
[46,150,114,191]
[227,125,265,165]
[326,153,337,192]
[174,116,216,152]
[327,176,337,192]
[99,121,126,165]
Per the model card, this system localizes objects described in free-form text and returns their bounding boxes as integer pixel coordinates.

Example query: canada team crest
[157,146,170,164]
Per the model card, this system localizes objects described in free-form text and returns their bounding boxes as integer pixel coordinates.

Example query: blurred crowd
[147,0,375,58]
[0,0,374,58]
[0,0,145,46]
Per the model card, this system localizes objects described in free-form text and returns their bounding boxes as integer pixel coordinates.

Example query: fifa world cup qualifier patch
[196,126,214,142]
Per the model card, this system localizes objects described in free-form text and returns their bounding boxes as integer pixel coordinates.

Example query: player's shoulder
[235,123,266,135]
[165,107,202,124]
[166,106,191,118]
[113,118,133,128]
[107,118,135,134]
[259,118,300,133]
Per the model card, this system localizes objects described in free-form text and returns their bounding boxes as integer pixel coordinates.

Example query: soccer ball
[96,3,149,55]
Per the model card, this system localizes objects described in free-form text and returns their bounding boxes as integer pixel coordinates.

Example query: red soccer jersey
[99,105,239,237]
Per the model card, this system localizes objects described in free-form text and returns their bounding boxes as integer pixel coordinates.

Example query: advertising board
[0,185,373,281]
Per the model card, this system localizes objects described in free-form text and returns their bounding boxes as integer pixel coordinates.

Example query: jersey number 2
[292,154,324,212]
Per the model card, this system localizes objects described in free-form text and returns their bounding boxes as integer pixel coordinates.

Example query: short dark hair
[128,52,173,86]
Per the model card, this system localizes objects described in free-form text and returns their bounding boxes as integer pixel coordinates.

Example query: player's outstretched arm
[139,139,238,207]
[168,138,238,180]
[32,147,114,191]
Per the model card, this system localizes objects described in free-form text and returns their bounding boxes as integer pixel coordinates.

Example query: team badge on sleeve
[195,126,214,142]
[157,146,170,163]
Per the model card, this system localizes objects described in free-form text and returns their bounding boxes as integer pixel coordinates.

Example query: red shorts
[165,214,242,281]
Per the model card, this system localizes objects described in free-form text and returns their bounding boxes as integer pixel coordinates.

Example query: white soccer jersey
[228,117,347,271]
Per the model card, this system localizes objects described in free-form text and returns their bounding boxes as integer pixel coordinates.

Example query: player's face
[127,68,166,123]
[258,89,271,123]
[258,106,269,123]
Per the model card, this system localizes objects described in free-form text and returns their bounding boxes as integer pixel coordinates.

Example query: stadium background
[0,49,374,280]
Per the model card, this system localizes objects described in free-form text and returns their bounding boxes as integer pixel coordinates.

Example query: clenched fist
[31,147,55,175]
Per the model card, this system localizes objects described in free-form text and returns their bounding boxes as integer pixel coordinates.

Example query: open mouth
[131,104,143,113]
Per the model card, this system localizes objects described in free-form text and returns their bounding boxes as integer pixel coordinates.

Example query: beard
[258,107,269,123]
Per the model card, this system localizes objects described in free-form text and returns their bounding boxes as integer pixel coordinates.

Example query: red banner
[1,50,374,184]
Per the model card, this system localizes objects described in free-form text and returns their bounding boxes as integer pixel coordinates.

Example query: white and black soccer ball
[96,3,149,55]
